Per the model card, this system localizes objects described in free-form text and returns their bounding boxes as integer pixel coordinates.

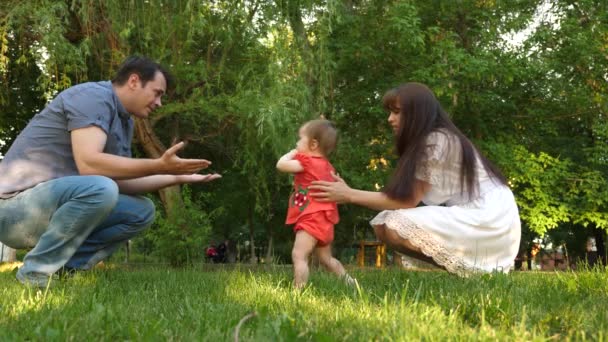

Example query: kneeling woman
[310,83,521,276]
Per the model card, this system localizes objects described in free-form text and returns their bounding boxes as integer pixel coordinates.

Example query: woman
[309,82,521,276]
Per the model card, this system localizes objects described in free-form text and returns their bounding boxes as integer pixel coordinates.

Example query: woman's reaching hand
[309,172,352,204]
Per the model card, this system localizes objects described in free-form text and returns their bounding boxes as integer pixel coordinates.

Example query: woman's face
[387,102,402,134]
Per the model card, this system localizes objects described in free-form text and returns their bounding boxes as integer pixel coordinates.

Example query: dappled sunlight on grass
[0,265,606,340]
[0,277,70,320]
[219,268,543,340]
[0,262,22,272]
[0,263,105,326]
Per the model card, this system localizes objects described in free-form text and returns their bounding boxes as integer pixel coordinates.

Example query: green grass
[0,263,607,341]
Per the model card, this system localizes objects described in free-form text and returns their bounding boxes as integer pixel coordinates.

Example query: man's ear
[127,73,141,90]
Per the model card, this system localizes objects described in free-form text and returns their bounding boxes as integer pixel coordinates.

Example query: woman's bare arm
[309,172,430,211]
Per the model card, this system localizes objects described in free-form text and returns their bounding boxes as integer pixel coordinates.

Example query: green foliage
[0,26,46,153]
[1,0,607,258]
[322,0,608,245]
[146,186,216,266]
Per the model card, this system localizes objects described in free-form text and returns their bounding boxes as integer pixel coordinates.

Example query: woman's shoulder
[426,128,457,144]
[424,129,460,158]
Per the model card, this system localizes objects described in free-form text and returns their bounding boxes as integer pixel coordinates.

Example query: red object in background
[206,246,218,258]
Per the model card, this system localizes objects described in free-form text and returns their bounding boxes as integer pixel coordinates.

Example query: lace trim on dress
[370,211,484,277]
[415,157,443,186]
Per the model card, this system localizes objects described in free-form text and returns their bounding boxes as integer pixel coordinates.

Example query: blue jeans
[0,175,155,282]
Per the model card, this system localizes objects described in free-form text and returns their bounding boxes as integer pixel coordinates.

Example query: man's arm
[116,174,222,195]
[71,126,211,179]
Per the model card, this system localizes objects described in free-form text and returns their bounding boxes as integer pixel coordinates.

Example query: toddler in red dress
[277,119,354,289]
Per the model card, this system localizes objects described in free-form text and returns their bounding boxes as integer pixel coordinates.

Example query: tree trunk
[265,233,274,264]
[248,202,257,264]
[282,0,315,85]
[593,227,606,265]
[134,117,184,216]
[135,117,186,266]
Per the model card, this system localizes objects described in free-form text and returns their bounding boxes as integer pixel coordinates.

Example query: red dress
[285,153,339,245]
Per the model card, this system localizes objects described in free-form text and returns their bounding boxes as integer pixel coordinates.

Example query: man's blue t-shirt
[0,81,133,198]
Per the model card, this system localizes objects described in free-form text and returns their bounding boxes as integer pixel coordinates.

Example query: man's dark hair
[112,56,173,90]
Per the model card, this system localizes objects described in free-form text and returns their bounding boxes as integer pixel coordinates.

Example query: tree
[1,0,606,263]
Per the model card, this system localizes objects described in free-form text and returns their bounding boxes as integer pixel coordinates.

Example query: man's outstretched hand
[176,173,222,184]
[160,141,212,174]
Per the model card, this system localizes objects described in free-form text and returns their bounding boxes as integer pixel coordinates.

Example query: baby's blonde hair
[302,119,338,157]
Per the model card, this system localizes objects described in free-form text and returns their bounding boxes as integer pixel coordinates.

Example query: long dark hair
[382,82,507,200]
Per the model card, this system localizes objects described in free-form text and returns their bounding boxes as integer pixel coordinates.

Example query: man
[0,56,221,287]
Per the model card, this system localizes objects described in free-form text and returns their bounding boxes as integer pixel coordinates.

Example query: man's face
[128,71,167,118]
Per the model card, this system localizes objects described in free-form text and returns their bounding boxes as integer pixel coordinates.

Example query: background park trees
[1,0,606,265]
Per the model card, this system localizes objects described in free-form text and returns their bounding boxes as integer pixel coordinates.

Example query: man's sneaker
[16,269,53,288]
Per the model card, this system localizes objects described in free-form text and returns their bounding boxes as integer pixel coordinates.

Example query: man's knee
[135,196,156,226]
[122,196,156,233]
[85,176,120,210]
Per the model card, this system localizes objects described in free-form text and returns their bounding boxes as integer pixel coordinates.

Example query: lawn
[0,263,606,341]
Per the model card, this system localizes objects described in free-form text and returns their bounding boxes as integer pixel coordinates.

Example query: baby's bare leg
[315,243,346,277]
[292,231,317,289]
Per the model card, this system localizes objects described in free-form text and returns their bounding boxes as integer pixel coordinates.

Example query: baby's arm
[276,149,304,173]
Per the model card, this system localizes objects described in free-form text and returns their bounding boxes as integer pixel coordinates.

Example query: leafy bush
[146,187,216,266]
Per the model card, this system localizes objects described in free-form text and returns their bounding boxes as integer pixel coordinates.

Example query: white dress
[370,130,521,276]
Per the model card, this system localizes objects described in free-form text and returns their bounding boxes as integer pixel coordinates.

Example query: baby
[277,119,354,289]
